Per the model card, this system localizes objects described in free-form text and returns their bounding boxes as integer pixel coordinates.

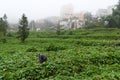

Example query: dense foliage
[0,14,8,43]
[105,0,120,28]
[84,0,120,29]
[0,28,120,79]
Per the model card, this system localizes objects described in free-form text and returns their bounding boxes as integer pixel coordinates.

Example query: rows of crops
[0,28,120,79]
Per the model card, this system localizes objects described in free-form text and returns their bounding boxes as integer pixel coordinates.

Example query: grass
[0,28,120,80]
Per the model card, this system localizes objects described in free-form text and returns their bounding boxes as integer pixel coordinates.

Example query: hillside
[0,28,120,80]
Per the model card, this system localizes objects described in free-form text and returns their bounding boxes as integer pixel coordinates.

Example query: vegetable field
[0,28,120,80]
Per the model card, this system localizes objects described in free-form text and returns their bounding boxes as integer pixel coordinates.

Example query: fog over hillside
[0,0,117,23]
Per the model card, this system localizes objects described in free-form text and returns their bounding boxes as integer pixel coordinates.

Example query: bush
[26,47,38,52]
[6,33,13,37]
[7,50,16,54]
[45,44,65,51]
[67,31,74,35]
[0,38,7,43]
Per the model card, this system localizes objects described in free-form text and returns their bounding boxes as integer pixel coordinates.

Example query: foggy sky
[0,0,118,23]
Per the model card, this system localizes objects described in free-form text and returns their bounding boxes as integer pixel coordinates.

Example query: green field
[0,28,120,80]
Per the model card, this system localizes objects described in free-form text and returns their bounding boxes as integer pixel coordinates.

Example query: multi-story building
[60,4,74,19]
[96,5,115,17]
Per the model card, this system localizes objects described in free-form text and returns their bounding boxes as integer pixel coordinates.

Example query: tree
[106,0,120,28]
[29,20,36,31]
[3,14,8,36]
[0,14,8,36]
[56,21,61,35]
[17,14,29,43]
[84,12,92,21]
[0,14,8,43]
[84,12,97,28]
[0,18,4,38]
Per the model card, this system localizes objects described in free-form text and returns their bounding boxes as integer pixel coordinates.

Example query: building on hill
[59,17,85,30]
[96,5,115,18]
[60,4,85,30]
[59,12,85,30]
[74,12,85,21]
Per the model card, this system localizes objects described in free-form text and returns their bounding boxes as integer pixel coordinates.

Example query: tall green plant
[17,14,29,43]
[0,14,8,43]
[0,14,8,36]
